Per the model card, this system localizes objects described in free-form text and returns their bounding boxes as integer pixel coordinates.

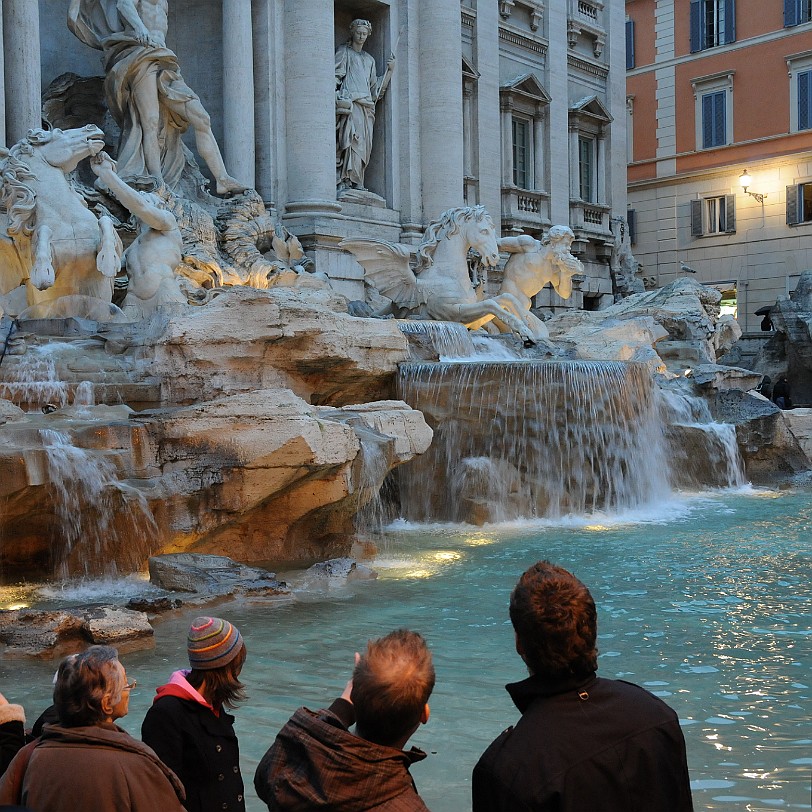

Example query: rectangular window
[702,91,727,148]
[626,19,636,70]
[690,0,735,52]
[786,183,812,224]
[691,195,735,236]
[579,137,594,202]
[705,195,732,233]
[512,117,530,189]
[785,0,812,26]
[799,70,812,131]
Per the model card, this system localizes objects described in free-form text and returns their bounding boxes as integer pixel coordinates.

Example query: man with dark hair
[254,629,434,811]
[473,561,694,811]
[0,646,185,810]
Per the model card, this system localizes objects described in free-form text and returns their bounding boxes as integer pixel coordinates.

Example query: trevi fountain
[0,3,810,811]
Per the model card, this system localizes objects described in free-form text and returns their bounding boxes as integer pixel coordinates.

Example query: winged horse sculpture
[340,206,539,344]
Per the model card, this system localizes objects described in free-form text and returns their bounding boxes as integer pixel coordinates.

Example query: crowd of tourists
[0,561,695,811]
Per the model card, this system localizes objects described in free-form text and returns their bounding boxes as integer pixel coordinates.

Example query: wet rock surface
[148,553,291,597]
[0,606,152,657]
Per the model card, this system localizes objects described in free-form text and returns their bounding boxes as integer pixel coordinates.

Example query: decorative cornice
[461,7,476,28]
[567,54,609,79]
[499,25,548,56]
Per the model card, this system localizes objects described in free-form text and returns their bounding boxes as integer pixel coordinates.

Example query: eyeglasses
[123,680,137,692]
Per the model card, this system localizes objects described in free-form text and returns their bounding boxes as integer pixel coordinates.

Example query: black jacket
[254,699,430,811]
[142,695,244,812]
[472,674,694,812]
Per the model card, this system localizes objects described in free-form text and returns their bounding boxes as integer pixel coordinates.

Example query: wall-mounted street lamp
[739,169,766,203]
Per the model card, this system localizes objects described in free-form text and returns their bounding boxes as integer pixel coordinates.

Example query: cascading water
[37,429,158,578]
[659,388,747,489]
[0,345,69,410]
[397,359,674,523]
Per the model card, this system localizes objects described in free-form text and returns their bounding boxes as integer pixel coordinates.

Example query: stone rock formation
[0,288,432,578]
[148,554,290,597]
[0,606,152,656]
[545,278,728,371]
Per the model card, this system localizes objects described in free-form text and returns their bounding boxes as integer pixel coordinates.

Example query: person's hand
[340,652,361,703]
[90,152,117,177]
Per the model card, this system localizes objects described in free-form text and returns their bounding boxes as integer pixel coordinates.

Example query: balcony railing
[502,187,550,231]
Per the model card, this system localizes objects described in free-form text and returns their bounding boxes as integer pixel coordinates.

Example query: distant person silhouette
[773,376,792,409]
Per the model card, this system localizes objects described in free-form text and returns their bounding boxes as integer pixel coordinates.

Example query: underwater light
[431,551,462,563]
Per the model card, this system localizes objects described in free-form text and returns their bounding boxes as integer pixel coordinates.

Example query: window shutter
[690,0,702,52]
[691,199,704,236]
[627,209,637,245]
[702,94,714,148]
[786,185,800,225]
[724,194,736,233]
[724,0,736,44]
[799,70,812,131]
[714,92,726,146]
[626,19,636,69]
[784,0,799,26]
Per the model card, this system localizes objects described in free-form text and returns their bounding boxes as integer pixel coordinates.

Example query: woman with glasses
[0,645,185,810]
[142,616,247,812]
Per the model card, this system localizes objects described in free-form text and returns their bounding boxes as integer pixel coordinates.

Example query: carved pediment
[569,94,613,123]
[501,72,551,105]
[462,55,480,80]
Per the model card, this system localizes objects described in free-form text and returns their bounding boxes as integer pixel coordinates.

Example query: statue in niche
[68,0,246,195]
[335,19,395,195]
[89,151,186,318]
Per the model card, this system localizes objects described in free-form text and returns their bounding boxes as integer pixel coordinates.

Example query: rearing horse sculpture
[340,206,537,344]
[0,125,122,312]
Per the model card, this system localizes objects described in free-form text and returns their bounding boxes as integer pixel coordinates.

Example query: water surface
[1,488,810,811]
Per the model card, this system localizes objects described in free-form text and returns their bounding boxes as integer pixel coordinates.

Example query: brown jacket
[254,705,430,811]
[0,722,186,812]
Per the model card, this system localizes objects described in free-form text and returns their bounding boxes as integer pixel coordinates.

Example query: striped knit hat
[187,617,243,671]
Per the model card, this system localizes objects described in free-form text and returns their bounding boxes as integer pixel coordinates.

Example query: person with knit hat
[142,617,247,812]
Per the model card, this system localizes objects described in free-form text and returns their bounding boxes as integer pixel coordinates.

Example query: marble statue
[0,125,122,309]
[609,216,644,299]
[68,0,245,195]
[90,151,186,317]
[489,226,584,342]
[335,19,395,193]
[341,206,538,344]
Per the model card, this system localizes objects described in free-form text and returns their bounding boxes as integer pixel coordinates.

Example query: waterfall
[397,360,673,523]
[659,389,747,489]
[397,320,523,361]
[38,429,158,578]
[353,427,394,534]
[0,345,69,410]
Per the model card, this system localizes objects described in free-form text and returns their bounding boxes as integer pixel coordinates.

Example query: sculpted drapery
[68,0,199,189]
[335,43,379,190]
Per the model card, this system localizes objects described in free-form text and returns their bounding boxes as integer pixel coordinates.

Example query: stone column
[569,127,580,198]
[0,0,6,147]
[223,0,256,189]
[596,134,605,203]
[533,113,545,191]
[3,0,41,145]
[500,101,513,188]
[474,0,502,224]
[419,0,464,219]
[283,0,340,214]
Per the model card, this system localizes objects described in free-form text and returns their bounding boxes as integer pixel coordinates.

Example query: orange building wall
[673,0,785,58]
[627,0,657,66]
[628,72,658,161]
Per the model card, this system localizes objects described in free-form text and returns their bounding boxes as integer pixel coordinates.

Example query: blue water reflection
[1,488,810,810]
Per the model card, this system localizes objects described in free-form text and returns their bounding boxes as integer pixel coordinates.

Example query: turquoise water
[1,488,810,810]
